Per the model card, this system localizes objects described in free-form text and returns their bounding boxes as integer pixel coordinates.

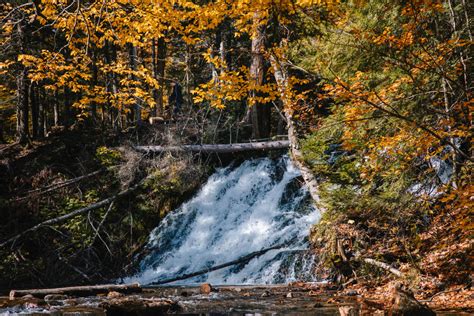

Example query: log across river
[134,140,290,154]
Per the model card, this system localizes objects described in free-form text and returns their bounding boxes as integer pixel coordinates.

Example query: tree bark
[128,43,141,124]
[38,86,45,138]
[105,41,120,130]
[53,90,59,126]
[363,258,403,277]
[16,21,29,144]
[30,83,39,138]
[63,86,72,127]
[134,140,289,154]
[269,54,321,206]
[0,122,4,143]
[249,14,271,140]
[152,38,166,117]
[90,50,98,121]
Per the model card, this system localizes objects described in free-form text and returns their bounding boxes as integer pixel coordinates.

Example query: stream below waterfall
[124,156,321,285]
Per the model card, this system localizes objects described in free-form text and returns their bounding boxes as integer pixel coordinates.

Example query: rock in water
[339,306,358,316]
[389,283,435,316]
[44,294,68,306]
[200,283,213,294]
[99,297,180,314]
[107,291,124,298]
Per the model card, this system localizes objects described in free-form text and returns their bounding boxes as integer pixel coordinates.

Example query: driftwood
[9,283,142,299]
[150,244,289,285]
[1,179,146,248]
[134,140,289,154]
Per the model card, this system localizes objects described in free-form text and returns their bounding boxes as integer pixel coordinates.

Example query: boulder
[200,283,213,295]
[44,294,68,306]
[339,306,358,316]
[99,297,180,315]
[389,283,435,316]
[107,291,124,298]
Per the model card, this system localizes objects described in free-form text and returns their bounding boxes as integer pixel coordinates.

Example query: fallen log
[363,258,403,277]
[1,178,146,248]
[134,140,289,154]
[150,244,289,285]
[13,169,105,202]
[9,283,142,299]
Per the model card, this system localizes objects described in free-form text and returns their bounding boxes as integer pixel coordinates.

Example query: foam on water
[124,156,321,285]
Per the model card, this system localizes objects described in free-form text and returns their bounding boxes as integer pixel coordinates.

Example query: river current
[125,156,321,285]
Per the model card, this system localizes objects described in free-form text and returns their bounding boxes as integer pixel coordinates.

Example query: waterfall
[125,156,321,285]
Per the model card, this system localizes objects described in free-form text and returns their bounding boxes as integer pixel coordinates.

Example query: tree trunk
[0,123,4,143]
[30,83,39,139]
[151,39,158,117]
[249,15,271,140]
[184,44,192,110]
[16,21,29,144]
[90,50,98,122]
[17,66,29,144]
[210,29,221,82]
[152,38,167,117]
[105,41,120,130]
[270,54,321,206]
[38,86,45,138]
[128,43,141,124]
[63,86,72,127]
[53,90,59,126]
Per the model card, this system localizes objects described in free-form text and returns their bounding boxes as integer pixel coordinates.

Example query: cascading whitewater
[125,156,321,285]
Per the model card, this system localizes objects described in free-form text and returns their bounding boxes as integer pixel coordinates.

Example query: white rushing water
[124,156,321,285]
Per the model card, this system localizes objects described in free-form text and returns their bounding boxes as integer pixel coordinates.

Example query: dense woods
[0,0,472,308]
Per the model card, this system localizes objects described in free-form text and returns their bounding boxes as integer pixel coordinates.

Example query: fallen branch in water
[9,283,142,299]
[1,178,146,248]
[150,245,301,285]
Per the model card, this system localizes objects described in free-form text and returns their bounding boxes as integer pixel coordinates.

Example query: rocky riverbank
[1,283,472,315]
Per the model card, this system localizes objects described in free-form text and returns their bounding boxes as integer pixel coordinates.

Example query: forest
[0,0,472,314]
